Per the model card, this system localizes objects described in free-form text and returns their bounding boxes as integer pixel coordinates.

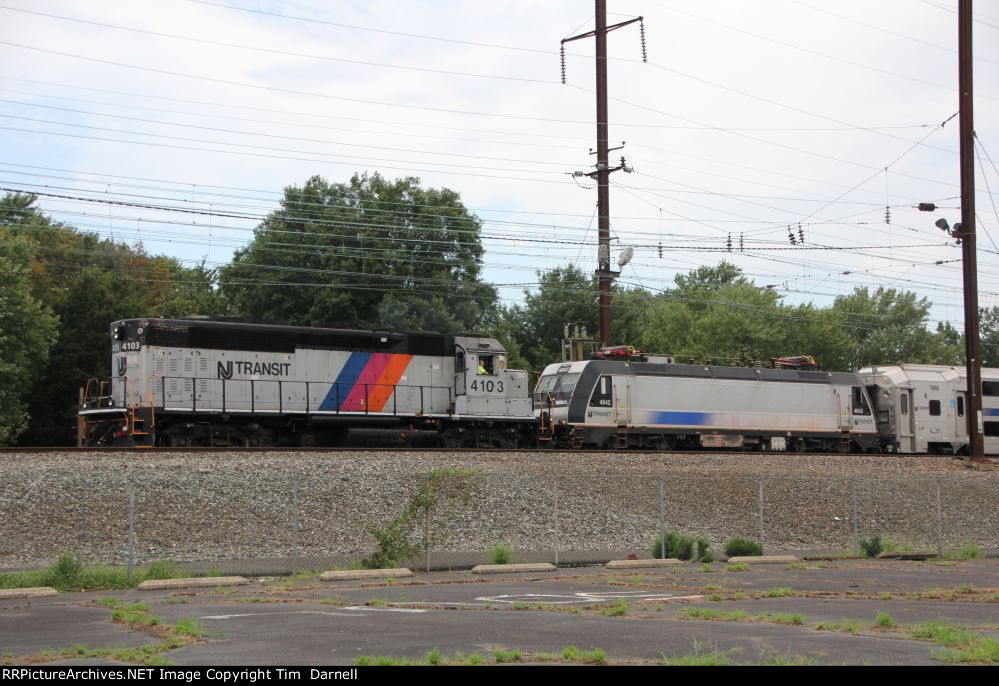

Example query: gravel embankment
[0,451,996,571]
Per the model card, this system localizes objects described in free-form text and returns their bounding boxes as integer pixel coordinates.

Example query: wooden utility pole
[561,2,645,347]
[958,0,984,459]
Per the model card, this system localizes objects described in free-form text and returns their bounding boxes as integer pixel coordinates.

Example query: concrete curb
[727,555,800,564]
[470,563,557,574]
[0,587,59,599]
[876,552,939,561]
[605,558,683,569]
[137,576,248,590]
[320,568,414,582]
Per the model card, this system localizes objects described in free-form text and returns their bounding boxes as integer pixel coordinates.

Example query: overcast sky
[2,0,998,337]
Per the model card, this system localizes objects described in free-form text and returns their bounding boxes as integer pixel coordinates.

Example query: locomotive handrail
[150,375,456,416]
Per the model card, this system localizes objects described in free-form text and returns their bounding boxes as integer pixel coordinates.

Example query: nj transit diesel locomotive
[79,318,534,448]
[535,358,881,452]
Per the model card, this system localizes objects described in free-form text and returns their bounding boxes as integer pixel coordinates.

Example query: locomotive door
[898,388,914,452]
[612,381,632,425]
[455,347,466,396]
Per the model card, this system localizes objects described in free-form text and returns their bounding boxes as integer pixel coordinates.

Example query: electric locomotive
[536,354,880,452]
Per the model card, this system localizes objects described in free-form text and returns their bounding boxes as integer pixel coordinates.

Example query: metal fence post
[127,483,135,581]
[757,476,765,552]
[659,479,665,560]
[935,481,943,557]
[292,479,300,571]
[553,477,559,566]
[424,508,431,573]
[851,480,860,552]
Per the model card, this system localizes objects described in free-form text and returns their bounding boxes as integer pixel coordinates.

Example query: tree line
[0,173,991,445]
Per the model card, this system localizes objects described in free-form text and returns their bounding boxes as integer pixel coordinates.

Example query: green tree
[0,238,58,444]
[0,193,225,444]
[980,306,999,367]
[509,264,596,371]
[219,173,496,332]
[831,287,953,369]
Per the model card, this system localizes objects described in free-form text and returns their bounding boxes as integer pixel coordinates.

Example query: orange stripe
[368,354,413,412]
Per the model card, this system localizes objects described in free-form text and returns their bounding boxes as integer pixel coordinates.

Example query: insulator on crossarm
[739,233,744,252]
[726,233,732,253]
[788,226,796,245]
[639,19,648,62]
[798,225,804,243]
[884,206,891,224]
[560,44,566,84]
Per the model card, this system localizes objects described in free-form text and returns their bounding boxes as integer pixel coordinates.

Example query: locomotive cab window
[929,400,941,416]
[534,374,557,408]
[589,376,612,407]
[957,395,965,417]
[551,372,580,406]
[851,386,871,415]
[900,393,908,415]
[476,355,495,375]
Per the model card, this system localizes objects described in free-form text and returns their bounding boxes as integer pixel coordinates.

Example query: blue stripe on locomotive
[648,411,712,425]
[319,352,372,411]
[984,408,999,417]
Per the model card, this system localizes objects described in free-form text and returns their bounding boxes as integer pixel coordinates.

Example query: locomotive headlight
[113,325,125,340]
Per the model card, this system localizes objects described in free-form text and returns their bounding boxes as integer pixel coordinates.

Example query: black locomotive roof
[584,359,859,386]
[118,318,463,356]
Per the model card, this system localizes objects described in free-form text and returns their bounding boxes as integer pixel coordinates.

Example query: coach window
[986,421,999,436]
[589,375,612,407]
[929,400,941,416]
[900,393,908,415]
[957,396,965,417]
[983,381,999,396]
[851,387,871,415]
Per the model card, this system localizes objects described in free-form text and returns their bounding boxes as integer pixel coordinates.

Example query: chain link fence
[2,471,997,577]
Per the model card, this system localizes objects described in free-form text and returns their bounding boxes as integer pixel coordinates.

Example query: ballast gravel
[0,450,995,572]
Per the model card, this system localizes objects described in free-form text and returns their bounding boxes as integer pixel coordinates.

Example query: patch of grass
[456,652,488,666]
[661,650,729,666]
[767,613,806,625]
[126,603,149,612]
[95,597,120,608]
[171,617,208,639]
[707,593,723,602]
[840,618,862,635]
[763,586,792,598]
[355,656,416,666]
[512,602,529,610]
[859,534,884,558]
[758,654,816,666]
[600,598,628,617]
[724,537,762,557]
[366,598,388,608]
[653,532,712,562]
[489,543,513,565]
[493,649,522,663]
[732,591,747,600]
[879,592,893,600]
[945,542,982,560]
[682,608,749,621]
[703,583,722,591]
[725,563,750,572]
[700,563,713,573]
[911,622,999,664]
[0,556,185,592]
[875,612,895,629]
[559,646,606,665]
[533,652,558,662]
[425,648,443,665]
